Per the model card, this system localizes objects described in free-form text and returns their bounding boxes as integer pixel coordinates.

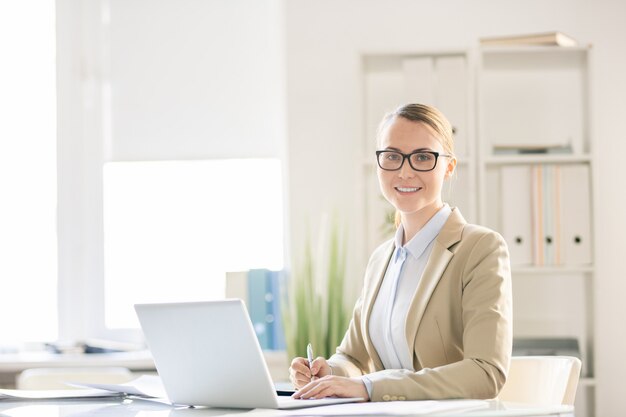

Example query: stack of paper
[68,374,167,399]
[0,375,166,403]
[0,388,122,401]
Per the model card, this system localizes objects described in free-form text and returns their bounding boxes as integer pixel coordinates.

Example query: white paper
[0,387,122,400]
[279,399,488,416]
[459,402,574,417]
[67,374,167,399]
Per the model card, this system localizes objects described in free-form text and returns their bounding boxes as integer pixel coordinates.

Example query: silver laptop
[134,299,362,409]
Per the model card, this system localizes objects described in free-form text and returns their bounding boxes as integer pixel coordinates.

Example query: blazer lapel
[362,241,394,371]
[404,208,466,356]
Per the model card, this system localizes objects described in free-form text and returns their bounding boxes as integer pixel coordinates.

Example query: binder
[525,163,591,266]
[268,271,286,350]
[248,269,271,349]
[553,165,563,265]
[364,58,406,142]
[243,269,286,350]
[501,165,533,266]
[542,165,561,266]
[559,164,592,265]
[531,165,544,266]
[402,57,434,104]
[435,56,468,157]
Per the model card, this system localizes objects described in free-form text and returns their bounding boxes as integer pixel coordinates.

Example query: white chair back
[497,356,582,405]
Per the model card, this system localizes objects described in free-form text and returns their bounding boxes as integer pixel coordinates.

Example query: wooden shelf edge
[362,158,472,167]
[512,266,594,274]
[484,154,592,165]
[480,45,590,54]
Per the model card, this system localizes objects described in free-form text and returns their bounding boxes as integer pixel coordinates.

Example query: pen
[306,343,314,378]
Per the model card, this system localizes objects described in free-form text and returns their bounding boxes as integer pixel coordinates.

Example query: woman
[290,103,512,402]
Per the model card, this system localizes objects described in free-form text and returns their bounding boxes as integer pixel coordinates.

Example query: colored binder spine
[248,269,271,350]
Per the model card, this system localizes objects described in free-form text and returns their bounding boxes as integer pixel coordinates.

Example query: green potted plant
[282,217,351,360]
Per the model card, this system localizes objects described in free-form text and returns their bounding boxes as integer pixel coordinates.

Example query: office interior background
[1,0,625,415]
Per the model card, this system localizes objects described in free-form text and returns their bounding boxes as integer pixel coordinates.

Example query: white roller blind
[108,0,284,161]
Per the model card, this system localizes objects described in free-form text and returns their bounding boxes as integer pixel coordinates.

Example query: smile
[395,187,421,192]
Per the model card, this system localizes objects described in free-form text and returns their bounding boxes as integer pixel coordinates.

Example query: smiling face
[377,116,456,227]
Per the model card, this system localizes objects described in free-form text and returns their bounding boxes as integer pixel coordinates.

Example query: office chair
[497,356,582,405]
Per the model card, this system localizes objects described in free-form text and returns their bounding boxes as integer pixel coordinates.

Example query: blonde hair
[377,103,455,154]
[376,104,456,227]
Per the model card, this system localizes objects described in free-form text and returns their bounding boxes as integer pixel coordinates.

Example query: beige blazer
[328,208,512,401]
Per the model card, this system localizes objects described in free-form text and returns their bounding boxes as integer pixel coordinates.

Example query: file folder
[435,55,468,157]
[542,165,561,266]
[501,165,533,266]
[531,165,545,266]
[402,57,434,104]
[559,164,592,265]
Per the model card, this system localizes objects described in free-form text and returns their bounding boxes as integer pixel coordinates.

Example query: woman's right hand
[289,356,332,389]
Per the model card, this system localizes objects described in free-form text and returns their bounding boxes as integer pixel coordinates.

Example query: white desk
[0,351,156,388]
[0,350,290,386]
[0,350,155,374]
[0,398,575,417]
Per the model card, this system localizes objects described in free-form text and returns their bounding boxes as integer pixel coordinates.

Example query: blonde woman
[290,104,512,401]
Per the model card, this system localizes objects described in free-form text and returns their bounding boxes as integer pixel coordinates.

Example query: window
[103,159,284,329]
[0,1,57,345]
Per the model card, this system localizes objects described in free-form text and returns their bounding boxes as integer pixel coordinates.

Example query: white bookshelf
[477,45,595,417]
[360,45,595,417]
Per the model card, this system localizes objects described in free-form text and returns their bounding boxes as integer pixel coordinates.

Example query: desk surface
[0,350,155,373]
[0,398,575,417]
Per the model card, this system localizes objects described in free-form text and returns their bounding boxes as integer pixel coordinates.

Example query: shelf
[362,158,472,168]
[484,154,592,165]
[480,45,590,55]
[363,48,468,59]
[512,266,594,275]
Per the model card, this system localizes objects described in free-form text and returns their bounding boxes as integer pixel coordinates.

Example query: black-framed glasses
[375,150,452,172]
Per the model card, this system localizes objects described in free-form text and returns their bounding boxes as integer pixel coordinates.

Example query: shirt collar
[394,204,452,260]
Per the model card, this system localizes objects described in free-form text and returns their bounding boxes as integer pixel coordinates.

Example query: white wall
[283,0,626,414]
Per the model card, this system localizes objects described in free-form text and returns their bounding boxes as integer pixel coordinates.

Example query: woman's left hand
[292,375,369,401]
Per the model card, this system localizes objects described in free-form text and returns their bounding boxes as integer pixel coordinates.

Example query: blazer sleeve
[326,293,370,377]
[366,231,512,400]
[326,242,391,377]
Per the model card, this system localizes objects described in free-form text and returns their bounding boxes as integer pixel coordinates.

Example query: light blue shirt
[362,204,452,398]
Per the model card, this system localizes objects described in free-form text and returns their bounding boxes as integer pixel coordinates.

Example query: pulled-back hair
[376,103,455,156]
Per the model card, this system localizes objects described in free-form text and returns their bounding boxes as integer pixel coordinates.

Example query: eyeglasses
[376,150,452,172]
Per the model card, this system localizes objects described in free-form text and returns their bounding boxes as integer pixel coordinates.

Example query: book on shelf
[480,31,579,47]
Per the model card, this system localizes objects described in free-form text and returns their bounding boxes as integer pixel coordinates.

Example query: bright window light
[103,159,284,329]
[0,1,57,345]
